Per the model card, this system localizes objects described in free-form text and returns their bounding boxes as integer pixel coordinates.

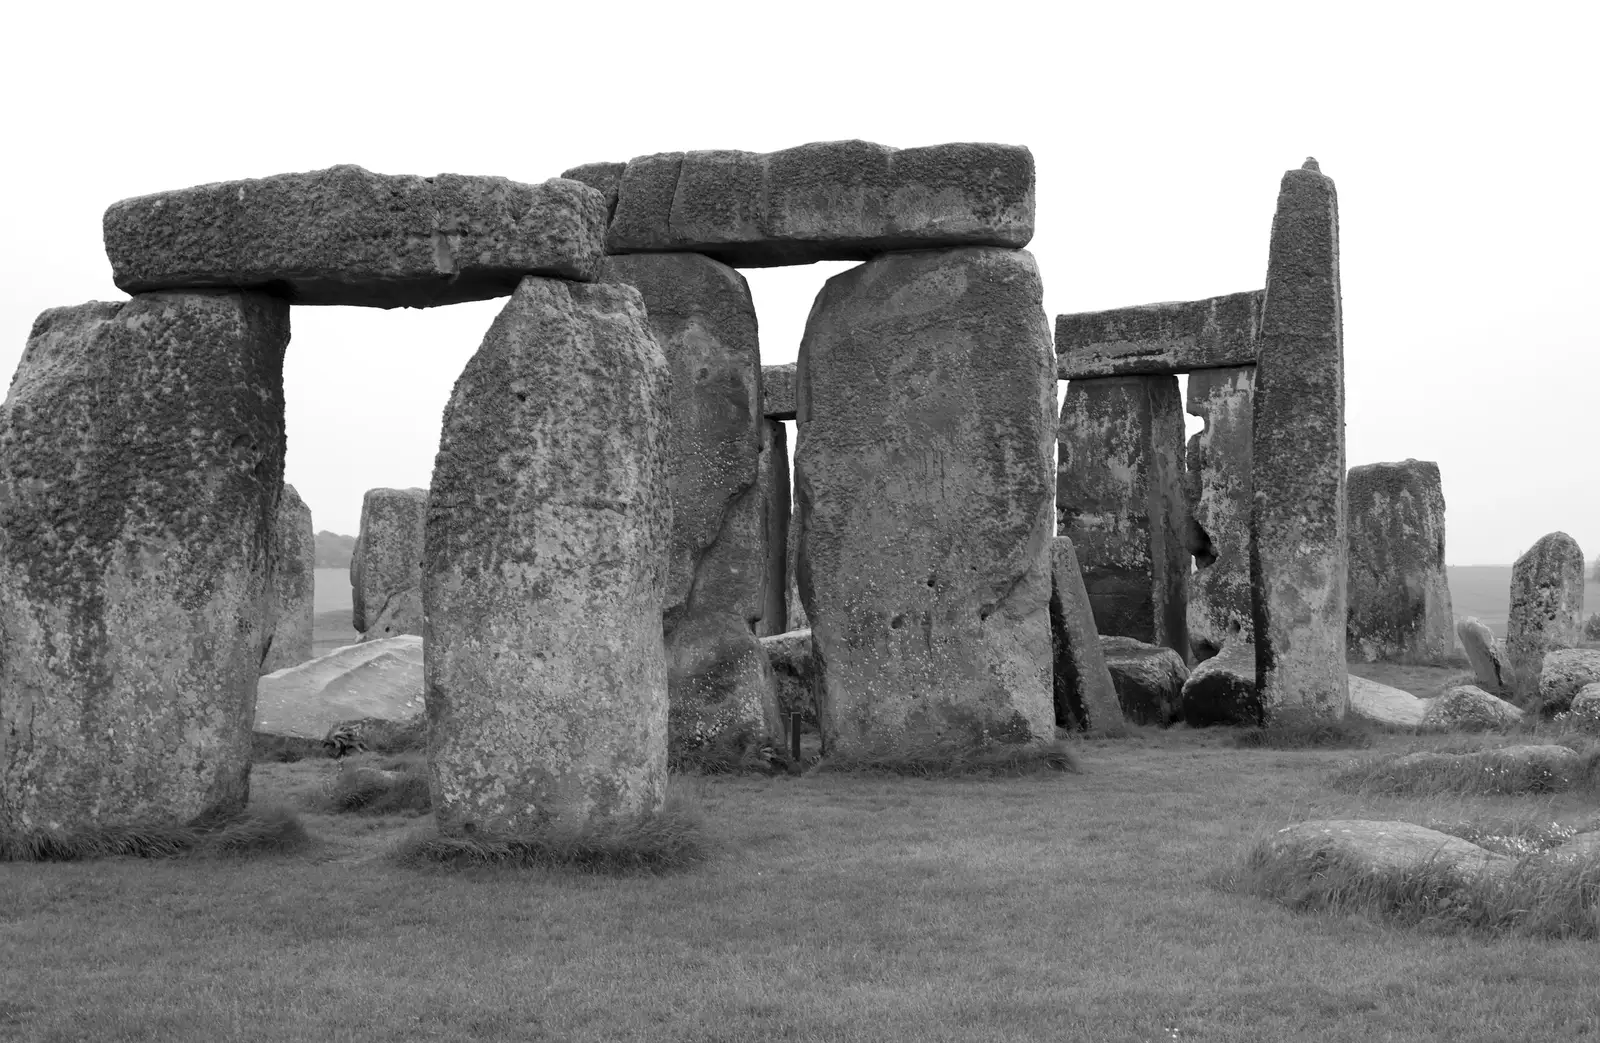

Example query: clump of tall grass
[0,805,310,862]
[812,738,1079,778]
[667,718,781,775]
[1427,817,1579,857]
[392,794,712,874]
[315,755,431,815]
[1329,744,1600,796]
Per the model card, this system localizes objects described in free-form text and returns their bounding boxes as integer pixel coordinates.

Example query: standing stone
[1249,159,1348,722]
[597,253,779,747]
[425,277,671,835]
[0,292,288,835]
[786,500,809,632]
[1184,366,1254,659]
[1345,459,1455,664]
[1049,537,1126,732]
[796,247,1056,755]
[755,418,789,637]
[350,487,427,641]
[261,483,315,674]
[1057,374,1189,656]
[1506,531,1585,704]
[1457,616,1511,692]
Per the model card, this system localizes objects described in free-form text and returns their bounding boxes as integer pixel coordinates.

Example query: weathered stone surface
[1054,290,1263,380]
[254,635,424,740]
[755,419,790,638]
[1057,374,1189,654]
[0,292,288,834]
[762,629,816,729]
[795,247,1056,754]
[559,161,625,221]
[1568,683,1600,730]
[262,483,315,674]
[786,500,808,632]
[1049,537,1125,731]
[763,363,797,420]
[1420,684,1523,731]
[1537,648,1600,714]
[1184,366,1255,659]
[1347,674,1426,728]
[1257,820,1508,882]
[1346,460,1455,664]
[104,165,607,308]
[1179,637,1257,726]
[1249,160,1348,721]
[1101,636,1188,726]
[607,141,1035,267]
[666,612,781,748]
[351,487,427,641]
[425,277,672,834]
[1457,617,1512,693]
[1507,532,1585,704]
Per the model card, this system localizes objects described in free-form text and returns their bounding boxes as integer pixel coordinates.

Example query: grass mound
[316,755,432,815]
[812,739,1079,778]
[392,795,712,874]
[0,805,311,862]
[1231,716,1380,750]
[1426,817,1581,856]
[1330,744,1600,796]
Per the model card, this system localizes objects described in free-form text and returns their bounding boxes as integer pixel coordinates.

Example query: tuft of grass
[391,794,713,874]
[0,805,311,862]
[811,738,1079,778]
[1231,716,1382,750]
[316,755,432,815]
[668,723,781,775]
[251,731,328,763]
[1329,744,1600,796]
[1426,817,1580,857]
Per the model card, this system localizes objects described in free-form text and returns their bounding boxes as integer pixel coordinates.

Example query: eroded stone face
[1055,290,1263,380]
[351,488,427,641]
[1184,366,1255,660]
[1506,531,1585,704]
[755,419,790,638]
[1457,617,1511,693]
[1049,537,1125,732]
[424,277,671,835]
[262,483,315,674]
[0,292,288,833]
[795,247,1056,755]
[1345,459,1455,664]
[104,166,607,308]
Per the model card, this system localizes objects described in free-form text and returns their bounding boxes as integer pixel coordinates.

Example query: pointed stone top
[1302,157,1321,172]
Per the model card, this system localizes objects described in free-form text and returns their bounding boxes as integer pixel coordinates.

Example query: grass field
[5,729,1600,1042]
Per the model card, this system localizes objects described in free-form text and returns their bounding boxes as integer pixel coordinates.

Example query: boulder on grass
[1101,636,1188,725]
[1537,648,1600,714]
[1567,683,1600,732]
[1420,685,1523,732]
[1256,820,1509,882]
[254,635,424,741]
[1180,637,1257,726]
[1456,617,1511,693]
[1346,674,1426,728]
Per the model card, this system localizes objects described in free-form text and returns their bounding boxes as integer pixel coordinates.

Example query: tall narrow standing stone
[1506,531,1585,704]
[796,247,1056,755]
[262,483,315,674]
[1346,459,1455,663]
[0,292,288,835]
[1057,374,1189,656]
[1049,537,1126,731]
[350,487,427,641]
[1249,159,1348,722]
[1184,366,1254,659]
[755,418,790,637]
[425,277,671,835]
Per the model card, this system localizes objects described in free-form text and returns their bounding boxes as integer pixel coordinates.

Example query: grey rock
[1179,637,1257,726]
[1346,460,1455,664]
[1456,617,1512,693]
[1185,366,1255,659]
[1055,290,1263,380]
[1420,685,1523,732]
[1567,683,1600,730]
[262,483,315,674]
[559,161,625,221]
[1507,532,1585,704]
[666,611,781,750]
[1256,820,1509,883]
[1102,636,1189,726]
[763,363,797,421]
[1050,537,1126,731]
[761,629,816,729]
[1537,648,1600,714]
[351,487,427,640]
[755,418,790,637]
[1346,674,1426,728]
[255,635,424,741]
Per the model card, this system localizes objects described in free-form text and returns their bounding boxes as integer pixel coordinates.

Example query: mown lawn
[4,729,1599,1042]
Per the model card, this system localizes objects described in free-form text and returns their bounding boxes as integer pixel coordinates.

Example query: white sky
[2,2,1594,565]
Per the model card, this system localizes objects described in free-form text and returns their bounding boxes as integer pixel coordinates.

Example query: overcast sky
[2,2,1594,565]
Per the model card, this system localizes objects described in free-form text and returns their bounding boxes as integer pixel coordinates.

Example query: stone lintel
[1055,289,1263,380]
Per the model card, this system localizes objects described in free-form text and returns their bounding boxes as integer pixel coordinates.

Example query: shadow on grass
[810,739,1080,778]
[392,795,713,875]
[316,755,432,815]
[0,805,311,862]
[1329,744,1600,797]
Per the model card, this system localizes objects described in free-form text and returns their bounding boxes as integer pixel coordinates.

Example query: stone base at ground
[1180,638,1257,726]
[254,636,424,741]
[1420,685,1523,731]
[1101,637,1188,725]
[1256,820,1508,882]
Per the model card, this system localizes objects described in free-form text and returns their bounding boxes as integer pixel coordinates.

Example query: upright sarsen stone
[424,277,671,835]
[795,247,1056,755]
[351,487,427,641]
[755,418,790,638]
[0,292,288,834]
[1249,159,1348,721]
[1185,366,1254,659]
[262,483,315,674]
[1049,537,1126,732]
[1346,459,1455,663]
[1506,531,1585,704]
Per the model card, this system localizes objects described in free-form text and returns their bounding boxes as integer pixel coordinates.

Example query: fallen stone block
[254,636,424,741]
[1346,674,1426,728]
[1055,290,1263,380]
[1180,637,1257,726]
[1256,819,1509,883]
[1101,636,1188,726]
[761,628,816,730]
[1420,685,1523,732]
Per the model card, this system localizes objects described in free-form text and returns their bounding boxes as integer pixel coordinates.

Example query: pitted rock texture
[756,418,790,637]
[1185,367,1255,660]
[0,292,288,834]
[1346,460,1455,664]
[607,140,1035,267]
[1421,685,1523,732]
[261,483,315,674]
[1249,161,1348,721]
[424,277,671,834]
[351,487,427,641]
[1507,531,1585,704]
[1055,289,1263,380]
[1179,637,1257,726]
[762,629,817,730]
[795,247,1056,755]
[104,165,607,308]
[1057,373,1189,653]
[1049,537,1125,732]
[1568,684,1600,730]
[1101,636,1188,726]
[1457,617,1512,693]
[255,635,423,740]
[763,363,797,420]
[1537,648,1600,715]
[667,612,781,750]
[1347,674,1426,728]
[559,162,625,221]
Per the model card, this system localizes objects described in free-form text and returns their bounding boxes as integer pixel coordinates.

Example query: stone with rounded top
[1302,158,1321,171]
[1421,684,1523,731]
[1506,531,1585,704]
[1456,617,1511,692]
[1345,459,1455,664]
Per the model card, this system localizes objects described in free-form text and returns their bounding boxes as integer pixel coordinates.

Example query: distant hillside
[314,530,356,569]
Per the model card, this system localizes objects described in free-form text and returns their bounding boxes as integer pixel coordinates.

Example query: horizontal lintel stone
[1055,289,1263,380]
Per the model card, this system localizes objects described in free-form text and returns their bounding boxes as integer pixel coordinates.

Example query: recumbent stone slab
[795,247,1056,755]
[1506,531,1585,704]
[424,277,672,834]
[261,482,315,674]
[607,140,1035,267]
[1054,289,1263,380]
[1184,366,1255,659]
[1101,636,1189,726]
[104,165,607,308]
[351,487,427,641]
[1345,459,1455,664]
[0,292,288,835]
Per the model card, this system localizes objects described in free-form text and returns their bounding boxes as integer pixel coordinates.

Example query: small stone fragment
[1420,684,1523,732]
[1507,531,1585,704]
[1179,637,1257,726]
[351,488,427,641]
[1456,617,1512,693]
[1346,460,1455,663]
[1049,537,1126,731]
[1537,648,1600,714]
[262,483,315,674]
[1101,636,1188,726]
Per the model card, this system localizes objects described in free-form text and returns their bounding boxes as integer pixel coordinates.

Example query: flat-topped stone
[763,363,797,420]
[1055,290,1263,380]
[104,165,608,308]
[606,140,1034,267]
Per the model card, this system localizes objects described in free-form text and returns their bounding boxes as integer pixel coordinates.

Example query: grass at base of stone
[1329,744,1600,797]
[316,755,432,815]
[391,794,712,874]
[251,732,329,763]
[1232,717,1389,750]
[0,805,310,862]
[667,725,780,775]
[810,738,1079,777]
